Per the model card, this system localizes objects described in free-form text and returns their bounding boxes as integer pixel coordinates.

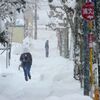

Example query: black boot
[25,77,28,81]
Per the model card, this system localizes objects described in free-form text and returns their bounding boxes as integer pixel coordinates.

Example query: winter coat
[45,40,49,51]
[20,52,32,66]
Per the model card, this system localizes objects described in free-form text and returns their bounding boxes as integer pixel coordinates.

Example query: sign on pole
[88,32,94,48]
[82,2,95,21]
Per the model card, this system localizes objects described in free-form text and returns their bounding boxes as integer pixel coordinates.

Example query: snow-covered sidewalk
[0,29,92,100]
[0,55,91,100]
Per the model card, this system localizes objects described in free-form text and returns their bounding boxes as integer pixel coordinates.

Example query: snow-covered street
[0,29,92,100]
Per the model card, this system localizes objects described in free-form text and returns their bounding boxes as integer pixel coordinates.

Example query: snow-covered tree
[0,0,26,46]
[47,0,76,58]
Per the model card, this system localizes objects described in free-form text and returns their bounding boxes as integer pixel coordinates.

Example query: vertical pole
[95,0,100,88]
[6,48,8,69]
[64,17,69,58]
[66,17,69,58]
[88,20,94,96]
[6,49,7,68]
[89,47,93,84]
[83,20,90,95]
[34,0,37,39]
[59,31,62,56]
[80,34,84,88]
[89,45,94,97]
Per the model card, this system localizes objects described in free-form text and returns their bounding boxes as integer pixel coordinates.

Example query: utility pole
[95,0,100,88]
[83,20,90,95]
[93,1,100,100]
[82,0,90,95]
[34,0,37,40]
[82,0,95,95]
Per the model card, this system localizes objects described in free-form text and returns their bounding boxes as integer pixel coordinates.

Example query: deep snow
[0,28,92,100]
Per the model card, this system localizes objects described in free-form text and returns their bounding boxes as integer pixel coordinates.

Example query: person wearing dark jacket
[45,40,49,57]
[20,52,32,81]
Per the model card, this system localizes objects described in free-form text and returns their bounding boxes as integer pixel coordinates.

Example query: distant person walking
[45,40,49,57]
[19,49,32,81]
